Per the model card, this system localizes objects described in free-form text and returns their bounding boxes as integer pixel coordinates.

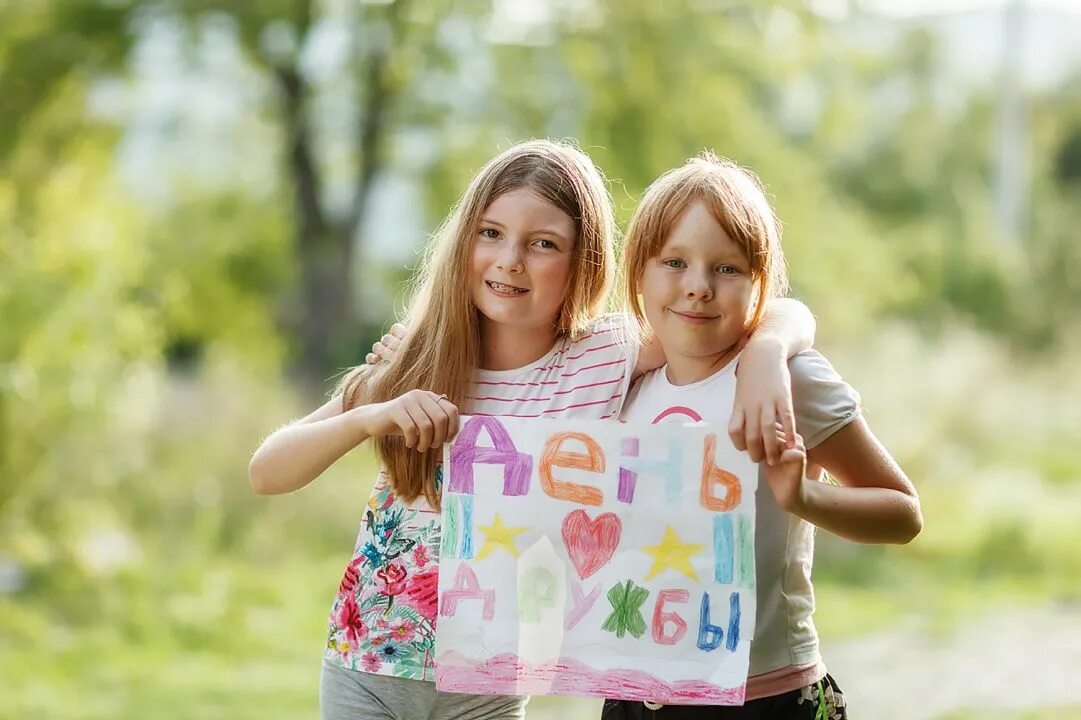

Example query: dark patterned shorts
[601,673,848,720]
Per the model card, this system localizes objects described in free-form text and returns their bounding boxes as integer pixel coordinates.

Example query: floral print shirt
[324,470,442,680]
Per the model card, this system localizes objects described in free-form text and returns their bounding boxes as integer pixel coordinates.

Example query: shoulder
[628,366,665,395]
[787,350,862,449]
[581,313,635,340]
[788,349,844,386]
[567,313,638,357]
[788,349,863,396]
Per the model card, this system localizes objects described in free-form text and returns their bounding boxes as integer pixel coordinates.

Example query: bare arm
[249,396,367,495]
[747,297,816,358]
[730,298,817,464]
[767,418,923,544]
[248,389,459,496]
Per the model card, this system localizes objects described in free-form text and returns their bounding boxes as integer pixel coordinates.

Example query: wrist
[784,477,813,516]
[346,404,376,442]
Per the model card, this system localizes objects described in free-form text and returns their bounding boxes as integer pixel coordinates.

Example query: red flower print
[412,545,430,567]
[404,568,439,623]
[375,561,408,597]
[333,596,368,648]
[338,557,363,598]
[361,651,382,672]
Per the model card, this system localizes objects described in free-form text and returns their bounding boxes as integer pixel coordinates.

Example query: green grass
[0,554,336,720]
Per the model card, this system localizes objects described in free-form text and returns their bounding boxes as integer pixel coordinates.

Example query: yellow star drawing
[475,514,528,560]
[642,526,704,581]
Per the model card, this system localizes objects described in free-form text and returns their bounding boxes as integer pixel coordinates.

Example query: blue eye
[480,228,500,240]
[534,239,557,250]
[718,265,740,275]
[662,258,686,269]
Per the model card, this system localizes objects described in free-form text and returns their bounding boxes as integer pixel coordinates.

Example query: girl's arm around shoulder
[730,298,817,464]
[248,388,460,496]
[794,418,923,544]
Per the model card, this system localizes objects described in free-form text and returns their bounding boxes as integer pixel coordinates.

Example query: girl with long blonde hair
[250,140,817,720]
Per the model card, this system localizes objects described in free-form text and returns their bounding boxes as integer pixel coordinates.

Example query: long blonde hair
[623,151,788,338]
[339,139,616,508]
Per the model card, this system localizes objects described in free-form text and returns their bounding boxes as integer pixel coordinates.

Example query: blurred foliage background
[2,0,1080,718]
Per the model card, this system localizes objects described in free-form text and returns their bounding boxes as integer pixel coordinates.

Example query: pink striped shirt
[465,316,637,419]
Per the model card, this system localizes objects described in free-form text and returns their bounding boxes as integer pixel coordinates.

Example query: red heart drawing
[561,510,622,580]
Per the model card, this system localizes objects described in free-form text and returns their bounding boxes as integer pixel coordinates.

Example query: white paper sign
[434,416,759,705]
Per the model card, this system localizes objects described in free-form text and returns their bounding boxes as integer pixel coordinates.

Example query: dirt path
[823,604,1081,719]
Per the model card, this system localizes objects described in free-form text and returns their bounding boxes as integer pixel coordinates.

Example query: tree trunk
[271,1,406,388]
[275,63,356,387]
[298,232,354,388]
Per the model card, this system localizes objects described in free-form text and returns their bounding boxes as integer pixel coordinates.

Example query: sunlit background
[2,1,1080,718]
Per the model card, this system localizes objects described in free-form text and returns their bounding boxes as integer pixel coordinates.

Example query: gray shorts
[320,661,528,720]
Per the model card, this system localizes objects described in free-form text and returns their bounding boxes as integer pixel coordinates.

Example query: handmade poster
[434,415,759,705]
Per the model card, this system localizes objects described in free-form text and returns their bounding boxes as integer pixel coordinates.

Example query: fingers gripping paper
[434,417,759,705]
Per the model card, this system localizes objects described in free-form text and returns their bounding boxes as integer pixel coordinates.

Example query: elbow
[774,297,816,350]
[248,451,278,496]
[793,299,816,349]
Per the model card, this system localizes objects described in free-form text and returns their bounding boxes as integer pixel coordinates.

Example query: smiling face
[470,187,577,348]
[640,201,754,382]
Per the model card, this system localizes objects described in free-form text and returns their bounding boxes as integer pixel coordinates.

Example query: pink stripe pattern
[466,317,633,422]
[469,377,624,404]
[473,392,625,419]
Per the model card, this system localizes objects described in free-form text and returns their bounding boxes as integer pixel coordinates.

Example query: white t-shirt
[620,350,861,698]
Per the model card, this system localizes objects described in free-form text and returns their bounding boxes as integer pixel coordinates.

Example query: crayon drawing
[435,416,759,705]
